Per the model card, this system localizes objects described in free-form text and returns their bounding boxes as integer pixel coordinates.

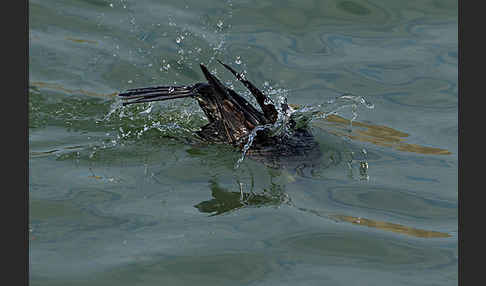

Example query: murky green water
[29,0,457,285]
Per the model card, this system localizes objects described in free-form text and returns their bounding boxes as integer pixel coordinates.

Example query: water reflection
[194,179,291,216]
[195,176,451,239]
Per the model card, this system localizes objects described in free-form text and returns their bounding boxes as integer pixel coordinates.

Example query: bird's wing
[217,60,278,123]
[118,85,197,105]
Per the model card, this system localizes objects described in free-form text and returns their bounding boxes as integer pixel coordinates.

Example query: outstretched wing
[118,85,197,106]
[199,64,267,143]
[217,60,278,123]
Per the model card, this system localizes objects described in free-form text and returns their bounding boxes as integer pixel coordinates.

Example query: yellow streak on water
[65,37,99,44]
[331,214,451,238]
[88,175,103,180]
[319,114,452,155]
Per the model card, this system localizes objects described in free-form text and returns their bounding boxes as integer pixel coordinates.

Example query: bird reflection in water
[194,179,291,216]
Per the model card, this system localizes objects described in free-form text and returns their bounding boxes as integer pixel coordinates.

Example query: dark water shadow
[194,177,291,216]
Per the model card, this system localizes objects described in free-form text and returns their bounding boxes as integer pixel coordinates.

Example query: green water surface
[29,0,457,285]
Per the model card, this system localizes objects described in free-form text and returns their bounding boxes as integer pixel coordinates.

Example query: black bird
[118,61,320,170]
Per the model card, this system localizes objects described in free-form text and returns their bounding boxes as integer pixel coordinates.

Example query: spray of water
[232,92,374,169]
[102,1,374,174]
[234,123,274,169]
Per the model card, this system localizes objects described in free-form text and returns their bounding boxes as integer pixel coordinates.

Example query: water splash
[233,93,374,169]
[234,124,274,169]
[102,100,124,121]
[101,97,207,147]
[345,148,370,181]
[235,56,242,65]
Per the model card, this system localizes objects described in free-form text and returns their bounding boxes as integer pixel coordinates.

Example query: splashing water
[233,93,374,169]
[292,94,374,123]
[101,97,208,147]
[104,85,373,176]
[234,124,274,169]
[235,56,242,65]
[105,1,374,169]
[101,100,124,121]
[345,148,371,181]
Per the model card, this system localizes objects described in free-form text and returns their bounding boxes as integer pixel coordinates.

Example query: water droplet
[160,63,171,71]
[235,124,273,169]
[235,56,241,65]
[359,161,369,181]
